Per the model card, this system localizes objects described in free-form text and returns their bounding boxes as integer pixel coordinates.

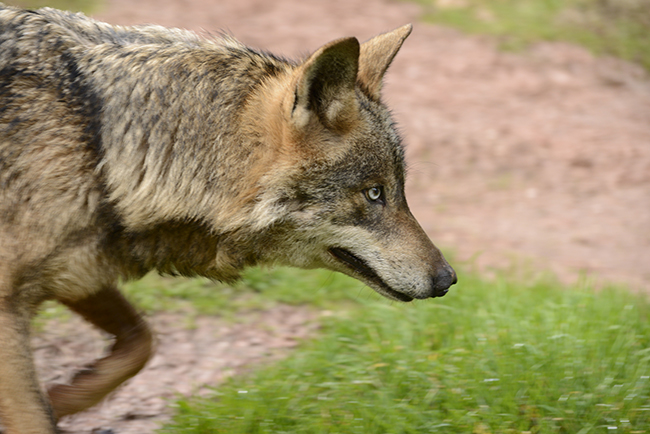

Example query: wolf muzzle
[429,264,457,298]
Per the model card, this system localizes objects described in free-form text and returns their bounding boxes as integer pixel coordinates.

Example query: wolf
[0,3,457,433]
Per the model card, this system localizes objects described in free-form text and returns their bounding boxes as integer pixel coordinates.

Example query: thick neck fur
[82,43,297,278]
[82,42,292,230]
[0,7,300,278]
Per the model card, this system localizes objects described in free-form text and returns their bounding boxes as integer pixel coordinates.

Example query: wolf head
[249,25,457,302]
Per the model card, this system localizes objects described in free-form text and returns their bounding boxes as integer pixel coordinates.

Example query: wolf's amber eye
[365,186,383,203]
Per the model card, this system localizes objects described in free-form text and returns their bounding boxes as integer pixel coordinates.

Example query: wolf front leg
[48,285,153,419]
[0,293,58,434]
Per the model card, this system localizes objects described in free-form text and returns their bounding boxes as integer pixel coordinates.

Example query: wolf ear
[291,37,360,132]
[358,24,412,100]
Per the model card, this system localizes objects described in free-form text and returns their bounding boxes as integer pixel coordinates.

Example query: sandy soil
[35,306,319,433]
[27,0,650,432]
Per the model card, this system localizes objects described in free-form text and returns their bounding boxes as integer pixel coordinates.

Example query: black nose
[431,265,457,297]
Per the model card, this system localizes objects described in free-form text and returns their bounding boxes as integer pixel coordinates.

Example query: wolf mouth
[328,247,413,302]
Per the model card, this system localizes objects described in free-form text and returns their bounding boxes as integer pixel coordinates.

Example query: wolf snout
[428,265,457,298]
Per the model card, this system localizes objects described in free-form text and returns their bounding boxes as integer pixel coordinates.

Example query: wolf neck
[62,40,296,278]
[81,41,291,235]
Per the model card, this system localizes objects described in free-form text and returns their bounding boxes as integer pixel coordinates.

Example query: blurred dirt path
[36,0,650,432]
[41,306,319,433]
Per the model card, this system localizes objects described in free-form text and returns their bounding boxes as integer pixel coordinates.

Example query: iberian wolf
[0,4,456,432]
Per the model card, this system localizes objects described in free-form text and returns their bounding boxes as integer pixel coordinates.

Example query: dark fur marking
[56,50,105,165]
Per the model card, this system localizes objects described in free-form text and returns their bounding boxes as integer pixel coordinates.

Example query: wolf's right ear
[289,37,360,133]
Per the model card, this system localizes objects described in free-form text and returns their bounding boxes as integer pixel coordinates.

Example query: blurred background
[9,1,649,432]
[9,0,649,289]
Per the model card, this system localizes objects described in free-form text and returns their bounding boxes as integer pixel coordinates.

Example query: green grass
[33,266,366,329]
[120,267,365,317]
[413,0,650,71]
[30,259,650,432]
[160,270,650,433]
[4,0,100,14]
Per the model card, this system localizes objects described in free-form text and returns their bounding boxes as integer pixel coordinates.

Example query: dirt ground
[36,306,319,433]
[29,0,650,432]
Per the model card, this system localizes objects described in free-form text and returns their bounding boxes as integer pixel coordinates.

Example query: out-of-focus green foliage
[163,269,650,433]
[413,0,650,71]
[4,0,101,14]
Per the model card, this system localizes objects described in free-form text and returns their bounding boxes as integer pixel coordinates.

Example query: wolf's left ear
[358,24,412,100]
[291,37,360,132]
